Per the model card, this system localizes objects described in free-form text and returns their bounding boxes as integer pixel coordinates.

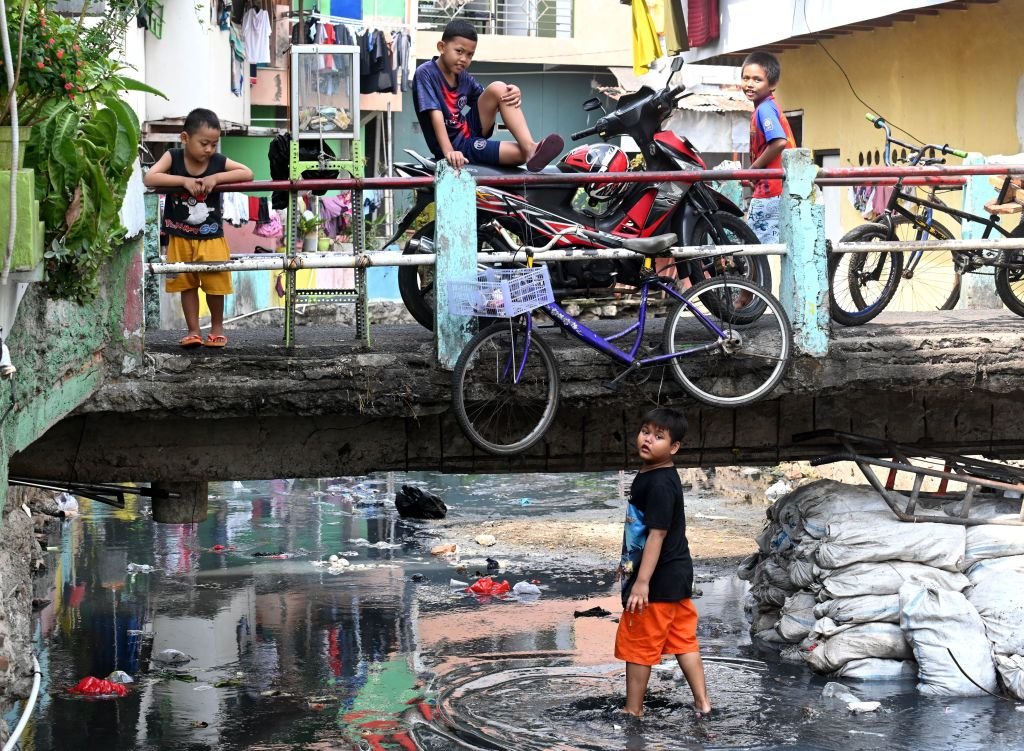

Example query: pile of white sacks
[739,479,1024,697]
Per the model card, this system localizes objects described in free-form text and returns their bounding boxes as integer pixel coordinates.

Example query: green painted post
[959,152,1003,309]
[779,148,829,356]
[434,162,477,369]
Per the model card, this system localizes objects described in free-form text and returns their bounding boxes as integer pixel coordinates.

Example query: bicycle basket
[446,266,554,318]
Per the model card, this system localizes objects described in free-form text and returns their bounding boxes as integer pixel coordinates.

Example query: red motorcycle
[386,58,767,330]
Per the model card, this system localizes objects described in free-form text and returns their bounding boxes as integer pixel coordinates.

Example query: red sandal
[203,334,228,348]
[179,334,203,348]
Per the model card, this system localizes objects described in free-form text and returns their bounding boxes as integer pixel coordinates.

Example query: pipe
[143,164,1023,195]
[2,655,41,751]
[146,243,788,275]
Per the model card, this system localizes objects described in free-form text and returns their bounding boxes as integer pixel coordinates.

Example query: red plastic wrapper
[466,577,510,596]
[68,676,129,697]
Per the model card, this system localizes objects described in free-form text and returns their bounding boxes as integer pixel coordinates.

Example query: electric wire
[800,0,926,145]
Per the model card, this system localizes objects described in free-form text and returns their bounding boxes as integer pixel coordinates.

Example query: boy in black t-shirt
[615,408,713,718]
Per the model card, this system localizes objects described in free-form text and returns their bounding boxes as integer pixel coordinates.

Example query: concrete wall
[144,0,249,124]
[767,1,1024,235]
[683,0,950,61]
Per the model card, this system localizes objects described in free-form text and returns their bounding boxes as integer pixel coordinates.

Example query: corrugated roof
[594,85,752,114]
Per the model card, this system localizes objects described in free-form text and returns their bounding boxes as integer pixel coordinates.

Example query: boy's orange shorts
[164,235,233,295]
[614,598,700,666]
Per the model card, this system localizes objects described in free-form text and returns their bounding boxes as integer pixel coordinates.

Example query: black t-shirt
[161,148,227,240]
[619,467,693,607]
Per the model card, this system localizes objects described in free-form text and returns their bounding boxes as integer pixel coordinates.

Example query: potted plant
[0,1,164,301]
[296,209,324,252]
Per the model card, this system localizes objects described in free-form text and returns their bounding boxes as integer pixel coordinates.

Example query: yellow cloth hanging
[632,0,661,76]
[663,0,689,56]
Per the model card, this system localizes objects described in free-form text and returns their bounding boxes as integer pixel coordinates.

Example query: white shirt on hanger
[242,7,271,65]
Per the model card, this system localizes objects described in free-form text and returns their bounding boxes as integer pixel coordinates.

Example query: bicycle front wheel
[662,277,792,408]
[885,218,961,312]
[828,223,903,326]
[452,322,561,455]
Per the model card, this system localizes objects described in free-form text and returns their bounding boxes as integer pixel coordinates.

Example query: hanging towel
[687,0,720,48]
[663,0,688,55]
[242,7,271,64]
[632,0,661,76]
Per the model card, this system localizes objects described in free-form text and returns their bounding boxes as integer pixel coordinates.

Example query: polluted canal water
[14,473,1024,750]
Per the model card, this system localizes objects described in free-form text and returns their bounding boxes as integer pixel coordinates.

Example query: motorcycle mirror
[582,98,603,112]
[670,56,684,72]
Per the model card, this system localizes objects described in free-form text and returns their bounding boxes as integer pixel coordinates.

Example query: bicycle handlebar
[865,112,970,163]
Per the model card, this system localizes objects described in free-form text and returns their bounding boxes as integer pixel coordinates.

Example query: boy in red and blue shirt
[412,20,562,171]
[742,52,796,243]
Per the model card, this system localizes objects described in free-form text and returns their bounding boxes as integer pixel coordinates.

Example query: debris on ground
[467,577,510,596]
[512,581,542,597]
[126,563,155,574]
[106,670,134,684]
[395,485,448,519]
[431,543,458,556]
[474,534,497,547]
[68,677,129,697]
[151,649,192,665]
[573,606,611,618]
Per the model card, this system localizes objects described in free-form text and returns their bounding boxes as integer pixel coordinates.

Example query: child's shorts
[747,196,782,244]
[454,108,500,165]
[164,235,234,295]
[614,598,700,666]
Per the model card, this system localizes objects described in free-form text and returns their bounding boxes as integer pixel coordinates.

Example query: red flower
[64,82,73,90]
[48,38,55,45]
[57,50,64,59]
[36,61,44,69]
[73,44,80,52]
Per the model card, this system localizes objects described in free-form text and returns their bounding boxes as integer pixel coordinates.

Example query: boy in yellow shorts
[144,108,254,348]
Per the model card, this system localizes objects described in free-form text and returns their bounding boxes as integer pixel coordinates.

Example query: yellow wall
[773,0,1023,234]
[414,0,634,67]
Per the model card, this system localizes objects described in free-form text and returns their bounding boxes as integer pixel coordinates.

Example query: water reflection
[20,474,1024,751]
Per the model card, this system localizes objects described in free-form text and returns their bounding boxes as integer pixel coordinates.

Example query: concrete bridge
[11,310,1024,491]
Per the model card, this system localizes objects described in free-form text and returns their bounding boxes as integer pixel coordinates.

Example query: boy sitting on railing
[412,20,563,172]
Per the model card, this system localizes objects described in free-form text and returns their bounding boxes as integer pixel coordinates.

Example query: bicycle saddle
[617,233,678,256]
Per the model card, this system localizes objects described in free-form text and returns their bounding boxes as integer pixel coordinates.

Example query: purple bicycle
[450,224,793,455]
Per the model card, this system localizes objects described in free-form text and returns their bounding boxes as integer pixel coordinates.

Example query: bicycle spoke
[452,324,560,455]
[663,278,791,407]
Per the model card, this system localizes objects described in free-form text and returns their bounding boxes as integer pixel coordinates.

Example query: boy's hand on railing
[446,150,468,170]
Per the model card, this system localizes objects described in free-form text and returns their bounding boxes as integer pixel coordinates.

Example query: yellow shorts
[164,235,233,295]
[614,598,700,666]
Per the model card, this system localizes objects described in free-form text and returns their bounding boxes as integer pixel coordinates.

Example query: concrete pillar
[143,193,162,330]
[960,152,1007,309]
[433,162,477,370]
[150,481,209,523]
[779,148,830,356]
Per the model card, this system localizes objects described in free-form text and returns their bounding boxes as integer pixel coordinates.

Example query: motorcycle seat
[617,233,678,256]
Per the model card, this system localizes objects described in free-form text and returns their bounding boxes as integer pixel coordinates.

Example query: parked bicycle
[829,113,1024,325]
[449,223,793,456]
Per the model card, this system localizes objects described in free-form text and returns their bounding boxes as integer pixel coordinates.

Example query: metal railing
[417,0,572,38]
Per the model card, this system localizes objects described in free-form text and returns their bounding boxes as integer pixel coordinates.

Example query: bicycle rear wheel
[880,218,960,312]
[452,321,561,455]
[662,277,792,408]
[994,225,1024,317]
[828,223,903,326]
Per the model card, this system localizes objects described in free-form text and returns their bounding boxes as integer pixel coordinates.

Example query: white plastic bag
[816,519,965,571]
[776,591,818,642]
[964,524,1024,566]
[899,582,997,696]
[818,561,969,600]
[802,621,912,673]
[993,654,1024,700]
[831,657,917,681]
[814,594,901,625]
[966,559,1024,655]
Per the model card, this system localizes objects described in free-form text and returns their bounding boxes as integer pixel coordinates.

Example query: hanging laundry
[632,0,661,76]
[648,0,688,55]
[392,30,411,93]
[229,22,247,96]
[222,191,250,226]
[687,0,720,48]
[242,4,271,65]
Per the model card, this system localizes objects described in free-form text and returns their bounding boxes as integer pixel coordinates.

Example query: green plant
[297,209,324,236]
[1,1,165,303]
